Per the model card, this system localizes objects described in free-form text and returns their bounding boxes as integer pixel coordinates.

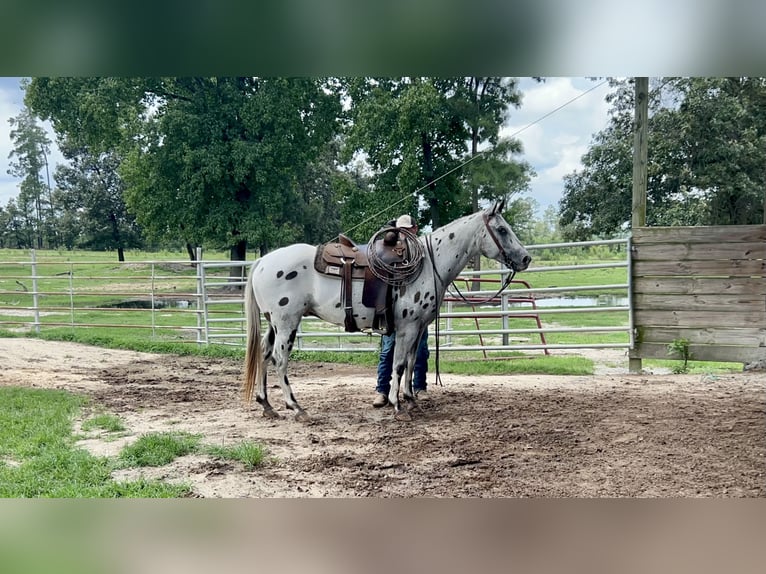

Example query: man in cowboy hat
[373,214,430,407]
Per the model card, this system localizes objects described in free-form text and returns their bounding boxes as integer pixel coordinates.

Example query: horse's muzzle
[510,254,532,272]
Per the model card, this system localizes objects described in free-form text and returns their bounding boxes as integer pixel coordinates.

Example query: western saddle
[313,229,408,334]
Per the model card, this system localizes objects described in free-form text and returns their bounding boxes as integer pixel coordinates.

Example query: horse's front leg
[389,346,417,421]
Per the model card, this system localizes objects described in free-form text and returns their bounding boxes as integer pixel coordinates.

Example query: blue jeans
[376,330,429,394]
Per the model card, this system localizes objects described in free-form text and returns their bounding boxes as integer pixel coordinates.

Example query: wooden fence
[630,225,766,366]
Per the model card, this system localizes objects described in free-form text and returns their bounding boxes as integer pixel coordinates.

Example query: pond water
[513,294,629,308]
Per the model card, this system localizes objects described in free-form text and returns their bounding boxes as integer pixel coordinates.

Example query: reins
[425,213,517,387]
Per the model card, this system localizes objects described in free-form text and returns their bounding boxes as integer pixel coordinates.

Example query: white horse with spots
[243,200,531,420]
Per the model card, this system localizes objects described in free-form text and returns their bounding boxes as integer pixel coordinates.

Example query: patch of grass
[643,359,742,374]
[291,350,379,367]
[205,441,268,470]
[81,413,125,433]
[0,387,190,497]
[438,355,593,376]
[118,432,202,467]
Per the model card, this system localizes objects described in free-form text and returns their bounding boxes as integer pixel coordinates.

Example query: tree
[6,104,54,248]
[54,142,143,260]
[343,77,533,231]
[26,77,343,260]
[559,77,766,239]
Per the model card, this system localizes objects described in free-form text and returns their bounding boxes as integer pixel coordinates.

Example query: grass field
[0,385,269,498]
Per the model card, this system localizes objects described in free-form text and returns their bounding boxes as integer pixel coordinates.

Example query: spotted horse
[242,200,531,421]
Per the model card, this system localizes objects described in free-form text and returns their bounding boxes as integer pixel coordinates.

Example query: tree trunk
[229,238,248,288]
[469,105,482,291]
[421,132,439,229]
[186,243,197,264]
[108,212,125,262]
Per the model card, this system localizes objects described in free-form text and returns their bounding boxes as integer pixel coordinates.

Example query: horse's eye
[496,227,508,236]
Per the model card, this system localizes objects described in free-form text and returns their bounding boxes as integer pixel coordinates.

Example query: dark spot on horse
[400,285,406,296]
[394,294,399,302]
[449,232,455,240]
[335,302,341,308]
[280,344,284,350]
[422,303,429,309]
[279,297,289,306]
[353,313,359,318]
[277,270,284,278]
[396,365,405,377]
[288,329,297,345]
[414,291,421,303]
[302,265,307,269]
[430,295,435,301]
[402,309,408,319]
[285,270,298,280]
[268,328,275,346]
[424,292,430,300]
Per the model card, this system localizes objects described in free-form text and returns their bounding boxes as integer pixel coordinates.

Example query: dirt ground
[1,338,764,497]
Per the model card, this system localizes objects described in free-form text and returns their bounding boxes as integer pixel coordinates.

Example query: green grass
[81,413,126,433]
[0,385,273,497]
[205,441,268,470]
[0,387,189,497]
[117,432,202,467]
[643,359,742,374]
[438,355,593,375]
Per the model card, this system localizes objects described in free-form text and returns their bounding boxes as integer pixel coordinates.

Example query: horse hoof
[262,409,281,419]
[394,409,413,421]
[294,411,311,422]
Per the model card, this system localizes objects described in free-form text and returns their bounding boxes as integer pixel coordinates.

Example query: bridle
[441,212,517,305]
[424,212,518,386]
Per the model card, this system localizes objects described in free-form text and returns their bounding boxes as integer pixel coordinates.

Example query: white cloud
[504,77,612,214]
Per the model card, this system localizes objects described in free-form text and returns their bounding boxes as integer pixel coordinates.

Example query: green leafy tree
[342,77,533,234]
[0,199,32,248]
[26,77,343,260]
[6,104,54,248]
[54,143,143,259]
[560,77,766,239]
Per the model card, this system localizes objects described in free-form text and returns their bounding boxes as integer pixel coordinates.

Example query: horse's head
[480,200,532,272]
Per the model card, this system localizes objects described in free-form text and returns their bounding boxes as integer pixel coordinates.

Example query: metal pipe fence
[0,238,631,358]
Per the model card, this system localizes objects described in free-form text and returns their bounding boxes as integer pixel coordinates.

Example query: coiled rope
[366,227,425,286]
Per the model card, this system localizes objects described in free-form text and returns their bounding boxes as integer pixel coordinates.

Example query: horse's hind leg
[273,321,310,422]
[256,324,280,419]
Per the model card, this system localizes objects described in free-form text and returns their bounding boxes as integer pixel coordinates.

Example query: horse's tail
[242,264,262,406]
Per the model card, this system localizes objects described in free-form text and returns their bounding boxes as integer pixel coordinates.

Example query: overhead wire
[342,78,610,238]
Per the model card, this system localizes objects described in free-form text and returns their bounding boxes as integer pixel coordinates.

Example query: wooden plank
[630,342,765,364]
[633,277,766,296]
[632,225,766,244]
[632,242,766,261]
[633,293,765,312]
[633,309,766,328]
[637,326,766,347]
[633,259,766,277]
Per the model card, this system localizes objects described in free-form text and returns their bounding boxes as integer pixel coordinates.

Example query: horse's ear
[491,198,506,215]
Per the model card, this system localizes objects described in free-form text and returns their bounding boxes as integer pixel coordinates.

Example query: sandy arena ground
[1,338,763,497]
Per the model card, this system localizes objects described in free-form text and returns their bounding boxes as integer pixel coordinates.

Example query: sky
[0,76,613,217]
